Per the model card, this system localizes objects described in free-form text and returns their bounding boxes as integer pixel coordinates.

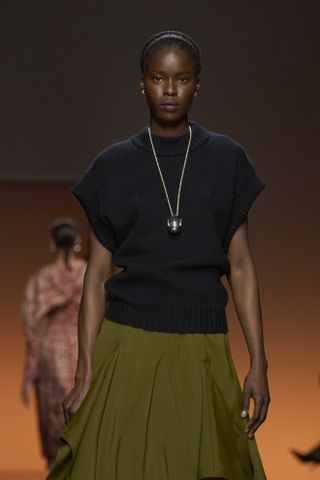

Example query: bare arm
[75,228,113,379]
[226,217,270,438]
[63,227,113,424]
[226,218,267,368]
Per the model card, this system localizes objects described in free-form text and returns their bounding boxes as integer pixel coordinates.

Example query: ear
[139,76,145,91]
[195,78,200,93]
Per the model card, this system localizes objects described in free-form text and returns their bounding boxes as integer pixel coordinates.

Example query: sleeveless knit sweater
[71,121,266,333]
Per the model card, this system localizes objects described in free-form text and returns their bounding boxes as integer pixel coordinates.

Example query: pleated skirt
[46,317,267,480]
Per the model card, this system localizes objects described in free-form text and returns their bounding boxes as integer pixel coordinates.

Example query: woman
[21,217,87,470]
[47,31,270,479]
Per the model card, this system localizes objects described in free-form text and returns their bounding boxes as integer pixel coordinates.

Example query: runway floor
[0,473,46,480]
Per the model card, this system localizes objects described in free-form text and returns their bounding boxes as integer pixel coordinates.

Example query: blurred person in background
[20,217,87,469]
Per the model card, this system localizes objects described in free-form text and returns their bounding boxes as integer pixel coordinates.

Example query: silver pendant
[167,215,182,234]
[147,125,192,238]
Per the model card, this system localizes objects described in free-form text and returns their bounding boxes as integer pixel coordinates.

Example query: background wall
[2,2,319,180]
[1,1,319,479]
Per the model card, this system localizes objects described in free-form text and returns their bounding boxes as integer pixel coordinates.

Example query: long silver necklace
[147,124,192,235]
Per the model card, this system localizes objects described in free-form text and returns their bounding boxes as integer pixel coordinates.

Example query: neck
[149,116,190,137]
[53,249,76,264]
[131,120,210,157]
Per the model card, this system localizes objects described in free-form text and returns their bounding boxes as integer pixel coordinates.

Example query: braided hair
[140,30,202,75]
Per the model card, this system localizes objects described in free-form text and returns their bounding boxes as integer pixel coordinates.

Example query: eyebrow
[150,70,192,75]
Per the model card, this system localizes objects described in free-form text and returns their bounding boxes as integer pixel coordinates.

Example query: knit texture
[71,121,266,333]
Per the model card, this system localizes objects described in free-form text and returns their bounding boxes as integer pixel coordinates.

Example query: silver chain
[147,125,192,217]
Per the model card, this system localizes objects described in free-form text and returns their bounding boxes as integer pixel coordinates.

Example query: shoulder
[203,126,246,157]
[88,137,135,177]
[77,257,87,266]
[74,258,87,271]
[25,263,53,288]
[200,124,253,172]
[36,262,60,278]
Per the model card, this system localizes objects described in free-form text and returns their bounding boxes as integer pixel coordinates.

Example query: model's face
[140,47,200,125]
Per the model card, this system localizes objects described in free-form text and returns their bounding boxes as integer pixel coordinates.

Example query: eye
[153,75,163,82]
[179,77,189,83]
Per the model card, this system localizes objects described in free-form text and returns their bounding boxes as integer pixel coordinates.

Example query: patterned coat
[21,258,87,463]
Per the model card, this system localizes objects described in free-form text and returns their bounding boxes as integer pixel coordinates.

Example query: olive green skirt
[46,317,267,480]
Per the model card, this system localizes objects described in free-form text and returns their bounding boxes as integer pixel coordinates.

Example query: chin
[157,112,186,123]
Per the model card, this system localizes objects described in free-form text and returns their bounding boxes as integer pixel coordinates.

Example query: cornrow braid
[140,30,202,75]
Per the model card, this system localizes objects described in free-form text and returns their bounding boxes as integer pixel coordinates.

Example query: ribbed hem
[105,299,228,333]
[131,121,211,157]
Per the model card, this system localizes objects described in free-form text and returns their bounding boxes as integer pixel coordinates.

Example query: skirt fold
[46,318,267,480]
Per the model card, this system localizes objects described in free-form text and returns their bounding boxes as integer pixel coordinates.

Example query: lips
[162,101,179,106]
[161,101,179,111]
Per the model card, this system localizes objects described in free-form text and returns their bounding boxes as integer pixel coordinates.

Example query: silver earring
[194,91,198,97]
[73,244,81,252]
[141,89,145,95]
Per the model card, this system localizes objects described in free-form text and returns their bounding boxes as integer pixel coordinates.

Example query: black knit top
[71,121,266,333]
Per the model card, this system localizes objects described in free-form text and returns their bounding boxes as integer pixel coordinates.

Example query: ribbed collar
[131,121,210,157]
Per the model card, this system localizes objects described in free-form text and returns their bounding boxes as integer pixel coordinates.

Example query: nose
[164,79,177,95]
